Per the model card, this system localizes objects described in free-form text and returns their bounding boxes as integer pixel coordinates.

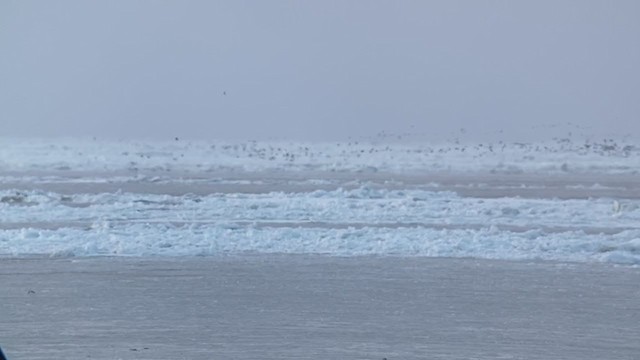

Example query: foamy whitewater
[1,137,639,264]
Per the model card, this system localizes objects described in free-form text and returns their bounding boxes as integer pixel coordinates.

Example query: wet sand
[1,256,639,360]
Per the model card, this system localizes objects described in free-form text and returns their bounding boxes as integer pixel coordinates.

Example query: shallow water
[1,256,639,360]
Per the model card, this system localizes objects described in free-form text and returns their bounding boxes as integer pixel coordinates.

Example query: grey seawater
[2,170,640,199]
[1,256,639,360]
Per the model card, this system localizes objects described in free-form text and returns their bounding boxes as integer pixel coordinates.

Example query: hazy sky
[1,1,639,142]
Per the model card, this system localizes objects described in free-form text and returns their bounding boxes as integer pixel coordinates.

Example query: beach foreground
[1,255,639,360]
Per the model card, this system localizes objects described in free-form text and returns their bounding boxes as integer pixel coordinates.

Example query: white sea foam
[0,187,639,263]
[2,223,639,264]
[1,188,639,229]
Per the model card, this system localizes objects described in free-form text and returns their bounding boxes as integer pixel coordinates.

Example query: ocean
[1,137,639,264]
[1,137,639,359]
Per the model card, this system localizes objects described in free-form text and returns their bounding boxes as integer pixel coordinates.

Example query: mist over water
[1,1,639,142]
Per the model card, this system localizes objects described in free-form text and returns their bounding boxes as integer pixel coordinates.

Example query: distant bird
[223,91,227,96]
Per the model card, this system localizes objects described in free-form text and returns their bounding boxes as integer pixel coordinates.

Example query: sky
[1,1,639,142]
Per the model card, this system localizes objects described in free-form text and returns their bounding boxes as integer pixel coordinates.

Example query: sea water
[1,137,639,264]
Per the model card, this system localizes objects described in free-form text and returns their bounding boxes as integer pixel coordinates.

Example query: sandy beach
[1,255,639,360]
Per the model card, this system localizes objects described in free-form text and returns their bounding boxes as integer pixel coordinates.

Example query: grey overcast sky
[1,1,639,142]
